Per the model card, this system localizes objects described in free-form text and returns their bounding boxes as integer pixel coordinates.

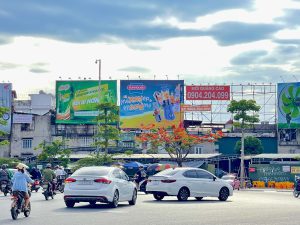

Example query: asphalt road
[0,190,299,225]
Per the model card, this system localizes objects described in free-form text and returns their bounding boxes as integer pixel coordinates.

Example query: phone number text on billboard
[186,85,230,100]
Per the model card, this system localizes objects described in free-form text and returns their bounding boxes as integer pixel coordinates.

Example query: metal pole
[95,59,101,102]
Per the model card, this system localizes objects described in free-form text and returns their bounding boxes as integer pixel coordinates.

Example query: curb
[239,188,293,193]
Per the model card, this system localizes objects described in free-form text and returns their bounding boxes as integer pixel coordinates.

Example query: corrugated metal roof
[69,153,221,160]
[252,154,300,159]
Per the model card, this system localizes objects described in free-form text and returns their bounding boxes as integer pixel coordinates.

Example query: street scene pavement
[0,190,299,225]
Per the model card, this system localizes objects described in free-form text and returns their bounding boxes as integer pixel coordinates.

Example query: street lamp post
[95,59,101,102]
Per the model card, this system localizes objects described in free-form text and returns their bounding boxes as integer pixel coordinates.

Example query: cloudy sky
[0,0,300,98]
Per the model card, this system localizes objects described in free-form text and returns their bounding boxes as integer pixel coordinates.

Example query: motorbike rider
[42,163,56,193]
[11,163,33,211]
[134,165,147,188]
[30,167,42,180]
[0,164,12,190]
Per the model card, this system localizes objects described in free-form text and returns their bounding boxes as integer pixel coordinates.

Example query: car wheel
[177,187,190,201]
[109,190,119,208]
[129,189,137,205]
[195,197,203,201]
[65,200,75,208]
[218,187,229,201]
[153,193,165,201]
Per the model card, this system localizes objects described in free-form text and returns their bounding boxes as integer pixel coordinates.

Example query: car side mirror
[213,177,216,181]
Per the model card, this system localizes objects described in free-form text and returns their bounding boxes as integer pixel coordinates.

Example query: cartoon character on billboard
[153,102,162,122]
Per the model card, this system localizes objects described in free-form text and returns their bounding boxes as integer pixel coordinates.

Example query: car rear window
[155,169,179,176]
[72,167,110,176]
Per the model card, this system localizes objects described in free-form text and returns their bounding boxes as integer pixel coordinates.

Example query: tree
[35,140,71,168]
[227,99,260,188]
[0,107,9,146]
[74,154,114,171]
[94,102,120,155]
[137,124,223,167]
[0,157,20,168]
[234,136,263,155]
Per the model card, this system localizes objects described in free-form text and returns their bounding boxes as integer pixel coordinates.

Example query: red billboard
[181,104,212,112]
[186,85,230,100]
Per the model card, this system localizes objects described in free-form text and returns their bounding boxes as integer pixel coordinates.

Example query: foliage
[94,102,120,154]
[0,107,9,146]
[35,140,71,168]
[234,136,264,155]
[137,123,223,167]
[0,157,20,168]
[227,99,260,129]
[73,154,114,171]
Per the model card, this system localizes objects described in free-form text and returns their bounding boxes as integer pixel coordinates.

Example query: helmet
[55,165,59,169]
[46,163,52,168]
[1,164,7,170]
[16,163,28,170]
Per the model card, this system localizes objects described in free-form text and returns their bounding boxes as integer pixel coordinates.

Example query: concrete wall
[10,114,52,157]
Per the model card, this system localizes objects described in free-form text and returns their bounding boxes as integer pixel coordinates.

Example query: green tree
[74,154,114,171]
[227,99,260,188]
[35,140,71,168]
[234,136,263,155]
[94,102,120,155]
[0,107,9,146]
[0,157,20,168]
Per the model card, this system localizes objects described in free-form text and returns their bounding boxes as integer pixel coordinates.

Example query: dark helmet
[46,163,52,168]
[1,164,7,170]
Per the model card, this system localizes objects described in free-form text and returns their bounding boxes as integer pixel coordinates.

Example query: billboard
[0,83,12,133]
[120,80,184,129]
[186,85,230,100]
[56,80,117,124]
[278,82,300,129]
[181,104,212,112]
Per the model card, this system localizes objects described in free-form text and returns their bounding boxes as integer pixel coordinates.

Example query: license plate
[42,185,48,189]
[78,180,92,185]
[35,185,40,188]
[152,181,160,185]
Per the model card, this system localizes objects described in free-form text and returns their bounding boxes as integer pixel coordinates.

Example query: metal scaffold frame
[184,83,277,125]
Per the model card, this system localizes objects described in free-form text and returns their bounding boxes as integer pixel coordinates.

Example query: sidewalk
[239,188,293,192]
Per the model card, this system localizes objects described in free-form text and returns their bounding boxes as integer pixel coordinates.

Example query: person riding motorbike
[134,166,147,189]
[11,163,33,211]
[0,164,12,191]
[30,167,42,180]
[42,164,56,193]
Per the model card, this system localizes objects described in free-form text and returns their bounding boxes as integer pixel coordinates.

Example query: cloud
[0,62,20,70]
[273,38,300,45]
[118,66,151,73]
[29,62,49,73]
[0,0,253,44]
[0,35,12,45]
[207,22,282,46]
[277,9,300,27]
[231,50,268,65]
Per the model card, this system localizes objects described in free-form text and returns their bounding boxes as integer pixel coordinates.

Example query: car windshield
[72,167,110,176]
[154,169,179,176]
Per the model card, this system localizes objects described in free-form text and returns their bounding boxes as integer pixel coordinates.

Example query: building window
[22,138,33,149]
[195,147,202,154]
[80,137,94,147]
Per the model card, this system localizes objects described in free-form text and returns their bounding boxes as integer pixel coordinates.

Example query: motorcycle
[293,180,300,198]
[55,176,65,193]
[31,179,41,192]
[10,190,31,220]
[42,181,54,200]
[1,180,12,196]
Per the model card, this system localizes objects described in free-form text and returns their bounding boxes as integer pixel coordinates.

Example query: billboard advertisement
[278,82,300,129]
[120,80,184,129]
[56,80,117,124]
[0,83,12,133]
[181,104,212,112]
[186,85,230,100]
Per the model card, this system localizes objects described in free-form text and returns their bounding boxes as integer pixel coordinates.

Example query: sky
[0,0,300,99]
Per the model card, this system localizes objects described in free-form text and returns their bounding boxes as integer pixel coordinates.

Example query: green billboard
[56,80,117,124]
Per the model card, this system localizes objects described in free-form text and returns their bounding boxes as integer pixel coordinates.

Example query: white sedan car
[146,167,233,201]
[64,166,137,208]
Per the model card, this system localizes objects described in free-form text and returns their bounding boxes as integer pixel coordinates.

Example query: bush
[0,157,20,168]
[73,154,114,171]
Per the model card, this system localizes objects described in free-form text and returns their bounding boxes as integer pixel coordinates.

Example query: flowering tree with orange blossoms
[137,124,223,167]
